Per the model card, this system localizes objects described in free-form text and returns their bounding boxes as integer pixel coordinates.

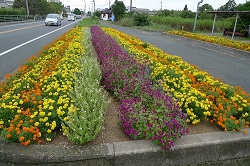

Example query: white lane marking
[0,21,77,57]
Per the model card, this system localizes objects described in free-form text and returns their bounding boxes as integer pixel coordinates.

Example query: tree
[183,4,188,11]
[47,2,64,14]
[180,10,194,19]
[111,0,126,21]
[198,4,214,13]
[133,12,149,26]
[218,0,237,11]
[92,10,101,18]
[73,8,81,15]
[13,0,49,15]
[236,1,250,36]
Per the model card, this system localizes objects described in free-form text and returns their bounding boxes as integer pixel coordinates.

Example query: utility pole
[130,0,132,12]
[193,0,204,31]
[93,0,95,12]
[109,0,111,8]
[25,0,29,16]
[160,0,162,10]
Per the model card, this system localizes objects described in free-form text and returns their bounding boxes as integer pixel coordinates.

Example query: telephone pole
[130,0,132,12]
[160,0,162,10]
[25,0,29,16]
[109,0,111,8]
[93,0,95,12]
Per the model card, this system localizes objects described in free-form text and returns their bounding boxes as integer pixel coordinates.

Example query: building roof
[208,11,250,14]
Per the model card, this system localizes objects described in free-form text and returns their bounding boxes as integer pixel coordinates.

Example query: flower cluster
[168,30,250,52]
[102,27,250,132]
[91,26,188,150]
[61,28,108,144]
[0,27,86,145]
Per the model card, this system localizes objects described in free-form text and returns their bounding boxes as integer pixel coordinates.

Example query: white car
[45,13,61,26]
[68,13,75,21]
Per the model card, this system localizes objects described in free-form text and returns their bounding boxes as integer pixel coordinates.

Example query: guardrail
[0,15,45,22]
[0,15,29,22]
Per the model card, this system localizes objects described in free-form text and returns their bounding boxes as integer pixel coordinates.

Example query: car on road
[45,13,61,26]
[68,13,75,21]
[76,15,82,19]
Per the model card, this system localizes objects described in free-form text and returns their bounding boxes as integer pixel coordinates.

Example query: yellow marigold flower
[43,117,48,122]
[46,138,51,142]
[47,129,52,133]
[34,122,39,126]
[39,112,45,117]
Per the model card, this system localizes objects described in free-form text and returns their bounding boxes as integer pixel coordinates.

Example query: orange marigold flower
[6,134,11,139]
[19,136,25,141]
[243,130,248,135]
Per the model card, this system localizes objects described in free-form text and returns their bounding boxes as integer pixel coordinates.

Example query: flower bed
[102,27,250,132]
[0,27,107,145]
[168,30,250,52]
[91,26,188,150]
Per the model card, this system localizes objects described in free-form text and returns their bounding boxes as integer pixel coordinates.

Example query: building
[0,0,14,8]
[131,7,157,16]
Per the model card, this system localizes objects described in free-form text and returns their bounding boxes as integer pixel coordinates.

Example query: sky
[60,0,248,12]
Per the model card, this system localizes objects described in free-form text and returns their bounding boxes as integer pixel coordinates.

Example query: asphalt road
[0,19,80,81]
[101,21,250,93]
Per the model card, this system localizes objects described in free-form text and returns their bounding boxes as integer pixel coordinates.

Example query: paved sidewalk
[0,128,250,166]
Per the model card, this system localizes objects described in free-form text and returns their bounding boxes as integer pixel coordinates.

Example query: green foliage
[92,10,101,18]
[180,10,195,19]
[133,12,149,26]
[77,18,100,27]
[156,9,173,17]
[150,15,231,32]
[119,17,135,27]
[13,0,63,15]
[218,0,237,11]
[198,4,214,13]
[0,7,26,15]
[199,11,213,20]
[111,0,126,20]
[73,8,81,15]
[47,2,64,14]
[63,28,107,144]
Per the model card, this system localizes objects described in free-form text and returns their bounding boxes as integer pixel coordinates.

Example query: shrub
[133,12,149,26]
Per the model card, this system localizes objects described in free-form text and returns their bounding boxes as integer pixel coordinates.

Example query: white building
[0,0,14,8]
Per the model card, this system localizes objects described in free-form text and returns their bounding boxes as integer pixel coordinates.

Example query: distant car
[68,13,75,21]
[45,13,61,26]
[76,15,82,19]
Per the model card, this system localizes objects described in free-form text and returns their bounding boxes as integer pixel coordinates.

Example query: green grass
[76,18,100,27]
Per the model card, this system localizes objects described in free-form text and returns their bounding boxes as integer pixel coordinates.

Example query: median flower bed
[0,27,107,145]
[102,27,250,132]
[168,30,250,52]
[91,26,188,150]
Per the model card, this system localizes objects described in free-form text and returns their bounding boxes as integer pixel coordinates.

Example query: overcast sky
[60,0,248,12]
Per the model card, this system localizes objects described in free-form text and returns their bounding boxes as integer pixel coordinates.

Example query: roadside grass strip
[0,27,107,145]
[91,26,188,150]
[102,27,250,132]
[168,30,250,52]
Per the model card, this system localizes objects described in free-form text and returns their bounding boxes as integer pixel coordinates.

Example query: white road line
[0,21,77,57]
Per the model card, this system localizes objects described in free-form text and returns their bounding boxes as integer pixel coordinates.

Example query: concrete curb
[1,128,250,166]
